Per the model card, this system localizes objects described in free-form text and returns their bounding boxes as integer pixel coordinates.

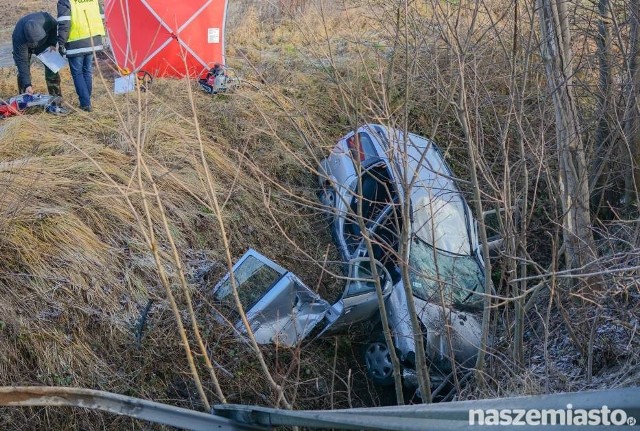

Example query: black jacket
[12,12,58,90]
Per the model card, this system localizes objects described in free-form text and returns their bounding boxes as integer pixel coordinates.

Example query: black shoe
[80,105,92,112]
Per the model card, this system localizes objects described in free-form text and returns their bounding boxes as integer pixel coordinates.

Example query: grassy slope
[0,1,53,37]
[0,2,370,429]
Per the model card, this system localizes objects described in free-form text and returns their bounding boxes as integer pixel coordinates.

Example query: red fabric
[0,101,20,118]
[105,0,227,78]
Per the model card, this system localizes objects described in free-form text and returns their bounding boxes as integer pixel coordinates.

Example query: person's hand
[58,45,66,57]
[25,86,34,95]
[48,46,56,52]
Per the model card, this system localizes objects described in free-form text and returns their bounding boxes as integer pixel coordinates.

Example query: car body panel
[317,258,393,337]
[384,282,482,368]
[212,249,331,347]
[416,299,482,367]
[384,280,416,361]
[213,251,393,346]
[320,125,479,260]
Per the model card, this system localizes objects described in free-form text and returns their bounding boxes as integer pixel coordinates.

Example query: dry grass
[0,0,54,40]
[0,2,396,429]
[0,3,371,427]
[0,1,433,422]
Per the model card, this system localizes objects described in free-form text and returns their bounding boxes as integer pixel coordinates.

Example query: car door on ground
[212,249,330,346]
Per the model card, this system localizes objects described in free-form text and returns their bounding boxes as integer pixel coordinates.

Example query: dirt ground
[0,0,54,33]
[0,1,56,69]
[0,43,11,68]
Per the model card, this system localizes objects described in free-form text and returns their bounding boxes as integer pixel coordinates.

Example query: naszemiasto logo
[469,404,637,426]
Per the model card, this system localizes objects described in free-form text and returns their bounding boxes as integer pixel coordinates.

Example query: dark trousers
[68,54,93,108]
[17,53,62,97]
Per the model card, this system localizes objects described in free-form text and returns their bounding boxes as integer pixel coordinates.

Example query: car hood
[414,297,482,366]
[385,280,482,366]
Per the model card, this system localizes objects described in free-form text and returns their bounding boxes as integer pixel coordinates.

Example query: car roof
[362,124,477,254]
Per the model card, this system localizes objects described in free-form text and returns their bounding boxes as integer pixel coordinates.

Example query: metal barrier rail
[0,386,264,431]
[1,385,639,430]
[216,387,640,430]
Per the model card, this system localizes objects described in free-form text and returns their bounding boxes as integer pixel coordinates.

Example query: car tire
[363,333,396,386]
[318,182,336,211]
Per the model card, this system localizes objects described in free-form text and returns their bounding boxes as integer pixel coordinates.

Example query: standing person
[57,0,105,112]
[12,12,66,113]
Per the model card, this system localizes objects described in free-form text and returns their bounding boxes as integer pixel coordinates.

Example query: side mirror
[481,204,521,253]
[481,208,505,253]
[347,257,393,297]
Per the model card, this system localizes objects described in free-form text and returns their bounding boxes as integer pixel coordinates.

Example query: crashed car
[213,124,485,391]
[317,124,485,387]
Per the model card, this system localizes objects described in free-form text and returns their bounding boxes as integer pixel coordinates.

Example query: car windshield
[412,194,472,255]
[215,255,284,310]
[408,237,484,308]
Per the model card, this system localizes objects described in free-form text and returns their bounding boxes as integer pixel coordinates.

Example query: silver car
[213,124,486,391]
[317,124,485,386]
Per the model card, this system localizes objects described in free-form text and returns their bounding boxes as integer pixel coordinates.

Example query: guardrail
[0,386,263,431]
[1,386,638,430]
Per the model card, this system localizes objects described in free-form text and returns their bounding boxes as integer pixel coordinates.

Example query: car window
[345,164,396,250]
[412,195,471,255]
[369,207,402,281]
[358,132,377,160]
[215,255,284,310]
[345,260,377,297]
[409,239,484,307]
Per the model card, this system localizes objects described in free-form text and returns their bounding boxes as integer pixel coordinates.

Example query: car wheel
[363,334,395,386]
[318,183,335,210]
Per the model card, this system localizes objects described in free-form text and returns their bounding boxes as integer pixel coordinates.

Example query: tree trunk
[591,0,614,212]
[596,0,612,153]
[537,0,597,270]
[624,0,640,207]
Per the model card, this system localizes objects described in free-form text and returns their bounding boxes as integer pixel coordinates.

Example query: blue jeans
[68,54,94,108]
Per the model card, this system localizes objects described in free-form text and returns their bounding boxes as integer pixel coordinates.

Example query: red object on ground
[104,0,228,78]
[0,101,21,119]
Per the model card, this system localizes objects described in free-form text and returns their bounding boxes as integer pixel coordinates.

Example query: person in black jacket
[12,12,62,98]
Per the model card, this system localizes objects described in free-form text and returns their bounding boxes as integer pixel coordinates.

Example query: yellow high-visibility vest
[68,0,105,42]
